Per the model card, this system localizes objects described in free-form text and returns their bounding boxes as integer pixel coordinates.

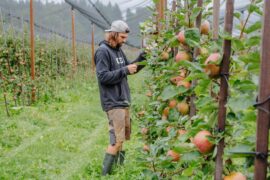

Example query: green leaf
[242,109,256,122]
[191,7,202,20]
[245,36,261,47]
[232,39,245,51]
[185,28,201,48]
[179,60,203,72]
[227,144,253,157]
[174,143,196,153]
[136,61,148,65]
[181,151,201,162]
[194,79,211,95]
[182,167,194,176]
[160,85,178,101]
[248,4,262,15]
[245,21,262,34]
[233,12,241,19]
[227,94,254,113]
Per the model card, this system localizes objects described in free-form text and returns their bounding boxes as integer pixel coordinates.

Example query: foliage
[0,28,93,115]
[136,0,264,179]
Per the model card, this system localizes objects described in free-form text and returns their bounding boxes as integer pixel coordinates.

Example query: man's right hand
[127,64,138,74]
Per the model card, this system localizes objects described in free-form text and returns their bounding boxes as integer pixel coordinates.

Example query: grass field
[0,70,149,180]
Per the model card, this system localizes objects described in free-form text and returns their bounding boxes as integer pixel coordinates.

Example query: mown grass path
[0,73,147,180]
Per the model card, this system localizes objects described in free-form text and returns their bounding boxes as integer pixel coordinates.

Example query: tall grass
[0,67,149,179]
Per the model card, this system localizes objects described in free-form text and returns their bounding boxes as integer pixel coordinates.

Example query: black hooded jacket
[94,40,145,111]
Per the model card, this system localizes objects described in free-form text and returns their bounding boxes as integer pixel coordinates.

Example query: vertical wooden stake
[156,1,160,33]
[254,0,270,179]
[213,0,220,40]
[91,23,95,76]
[3,93,10,117]
[71,7,76,75]
[214,0,234,179]
[189,0,203,117]
[30,0,35,103]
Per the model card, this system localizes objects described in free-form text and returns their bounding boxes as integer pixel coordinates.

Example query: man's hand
[127,64,137,74]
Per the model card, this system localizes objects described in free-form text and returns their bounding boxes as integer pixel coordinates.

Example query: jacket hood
[99,40,121,50]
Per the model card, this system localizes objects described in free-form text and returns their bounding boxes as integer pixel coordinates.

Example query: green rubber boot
[102,153,116,176]
[119,151,125,165]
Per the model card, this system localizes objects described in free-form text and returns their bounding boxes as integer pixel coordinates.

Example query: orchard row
[136,0,262,179]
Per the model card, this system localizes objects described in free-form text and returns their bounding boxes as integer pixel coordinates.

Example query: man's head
[105,20,130,48]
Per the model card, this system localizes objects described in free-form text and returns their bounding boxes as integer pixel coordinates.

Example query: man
[94,20,146,176]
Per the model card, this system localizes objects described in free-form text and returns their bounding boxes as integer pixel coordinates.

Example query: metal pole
[91,23,95,76]
[254,0,270,179]
[213,0,220,40]
[30,0,35,102]
[71,7,76,75]
[214,0,234,179]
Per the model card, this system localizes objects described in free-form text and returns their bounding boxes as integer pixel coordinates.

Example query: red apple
[177,30,185,44]
[177,102,189,115]
[141,127,148,135]
[200,20,210,35]
[167,150,180,161]
[175,51,191,62]
[224,172,246,180]
[193,130,214,154]
[143,144,150,152]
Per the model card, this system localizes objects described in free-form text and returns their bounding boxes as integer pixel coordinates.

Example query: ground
[0,71,148,180]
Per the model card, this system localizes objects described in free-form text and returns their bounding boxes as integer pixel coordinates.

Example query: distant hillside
[0,0,151,47]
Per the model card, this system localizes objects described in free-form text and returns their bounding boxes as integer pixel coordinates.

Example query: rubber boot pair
[102,151,125,176]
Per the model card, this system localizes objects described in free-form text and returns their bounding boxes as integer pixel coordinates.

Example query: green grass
[0,70,149,180]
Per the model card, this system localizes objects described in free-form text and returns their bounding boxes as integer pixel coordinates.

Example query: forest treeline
[0,0,151,47]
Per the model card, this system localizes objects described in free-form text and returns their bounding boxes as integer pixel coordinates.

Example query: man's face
[116,33,128,46]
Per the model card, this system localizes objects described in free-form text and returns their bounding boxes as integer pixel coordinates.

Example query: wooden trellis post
[172,0,177,57]
[214,0,234,179]
[156,0,166,32]
[254,0,270,179]
[91,23,95,76]
[71,7,77,74]
[189,0,203,117]
[212,0,220,40]
[30,0,35,103]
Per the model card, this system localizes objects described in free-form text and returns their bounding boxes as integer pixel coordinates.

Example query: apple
[162,107,170,116]
[178,129,187,136]
[160,51,170,60]
[199,47,209,57]
[162,114,168,120]
[177,102,189,115]
[146,91,152,97]
[170,76,184,85]
[137,111,145,117]
[175,51,191,62]
[179,68,187,78]
[169,99,177,108]
[176,80,191,89]
[205,53,221,64]
[143,144,150,152]
[205,64,220,78]
[224,172,246,180]
[166,126,173,134]
[167,150,180,162]
[200,20,210,35]
[193,130,214,154]
[141,127,148,135]
[204,53,221,78]
[177,30,185,44]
